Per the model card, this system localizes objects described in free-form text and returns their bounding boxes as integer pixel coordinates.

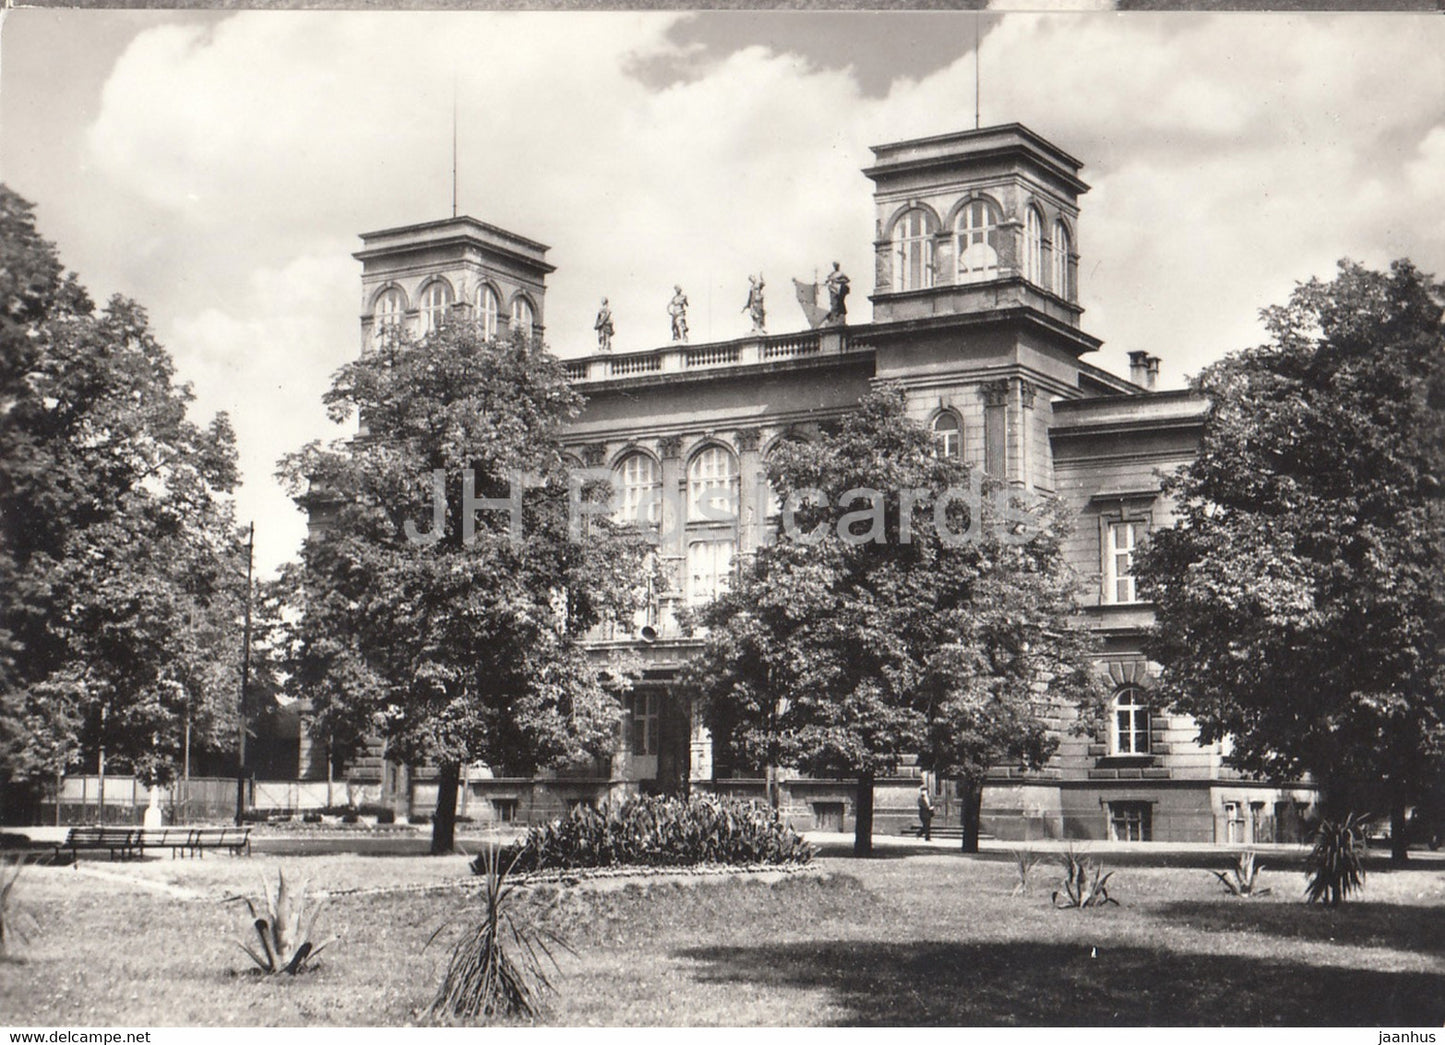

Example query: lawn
[2,843,1442,1026]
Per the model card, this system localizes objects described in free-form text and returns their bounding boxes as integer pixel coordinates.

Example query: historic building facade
[328,124,1316,843]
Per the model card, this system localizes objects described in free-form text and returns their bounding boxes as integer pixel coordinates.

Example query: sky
[3,9,1443,576]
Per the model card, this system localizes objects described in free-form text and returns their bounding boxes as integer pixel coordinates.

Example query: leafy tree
[1137,259,1445,864]
[682,387,1100,855]
[276,323,649,854]
[0,186,247,818]
[919,491,1102,851]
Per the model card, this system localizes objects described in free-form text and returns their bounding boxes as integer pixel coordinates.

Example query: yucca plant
[229,868,333,974]
[431,843,567,1023]
[1212,850,1271,897]
[1052,847,1119,909]
[1,855,38,958]
[1305,814,1367,906]
[1010,848,1042,896]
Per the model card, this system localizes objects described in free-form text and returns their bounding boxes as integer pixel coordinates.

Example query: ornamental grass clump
[479,793,812,874]
[1212,850,1271,897]
[1305,814,1367,906]
[228,868,334,975]
[1010,848,1042,896]
[431,844,565,1023]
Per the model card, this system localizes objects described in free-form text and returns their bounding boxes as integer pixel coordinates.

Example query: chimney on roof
[1145,355,1161,390]
[1128,351,1151,388]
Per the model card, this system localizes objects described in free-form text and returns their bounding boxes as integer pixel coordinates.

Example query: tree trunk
[854,770,875,857]
[1390,799,1410,866]
[430,762,461,855]
[959,777,985,854]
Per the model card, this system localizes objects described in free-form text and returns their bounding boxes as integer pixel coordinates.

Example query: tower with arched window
[865,124,1084,326]
[354,215,554,351]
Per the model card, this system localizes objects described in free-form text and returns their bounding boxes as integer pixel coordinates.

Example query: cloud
[166,251,357,575]
[76,11,1445,570]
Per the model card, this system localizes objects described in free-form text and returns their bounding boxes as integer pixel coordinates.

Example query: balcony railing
[686,344,741,368]
[761,332,821,360]
[609,354,663,377]
[563,328,863,383]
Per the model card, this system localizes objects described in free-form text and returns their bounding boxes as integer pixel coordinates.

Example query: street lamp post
[235,522,254,827]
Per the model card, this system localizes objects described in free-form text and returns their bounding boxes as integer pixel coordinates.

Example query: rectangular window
[686,539,735,606]
[1250,801,1271,843]
[491,798,517,823]
[1109,801,1151,842]
[629,691,659,756]
[1224,801,1246,844]
[1103,520,1145,604]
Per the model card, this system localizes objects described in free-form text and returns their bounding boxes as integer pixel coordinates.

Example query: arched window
[511,297,535,341]
[373,287,406,344]
[688,445,739,522]
[420,280,452,335]
[956,198,1001,284]
[477,285,500,340]
[1111,688,1151,755]
[1052,221,1073,300]
[1024,206,1046,288]
[614,452,662,527]
[891,208,934,292]
[932,412,961,459]
[762,434,809,518]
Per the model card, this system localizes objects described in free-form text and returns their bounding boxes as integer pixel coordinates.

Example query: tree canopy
[276,321,651,853]
[1137,259,1445,862]
[682,387,1100,854]
[0,186,247,815]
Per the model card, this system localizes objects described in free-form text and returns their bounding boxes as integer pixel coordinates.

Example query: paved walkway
[12,823,1442,867]
[802,830,1445,868]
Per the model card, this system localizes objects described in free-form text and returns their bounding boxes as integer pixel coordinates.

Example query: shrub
[1052,848,1119,909]
[1305,814,1367,906]
[1212,850,1271,897]
[228,869,334,975]
[431,844,564,1022]
[1,856,37,957]
[479,794,813,874]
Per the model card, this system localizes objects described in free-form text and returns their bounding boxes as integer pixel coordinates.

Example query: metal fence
[40,775,346,825]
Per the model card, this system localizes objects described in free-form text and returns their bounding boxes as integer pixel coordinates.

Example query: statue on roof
[594,297,614,352]
[743,274,766,334]
[824,262,850,325]
[668,285,689,342]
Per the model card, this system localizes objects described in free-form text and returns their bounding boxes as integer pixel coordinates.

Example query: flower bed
[475,794,812,874]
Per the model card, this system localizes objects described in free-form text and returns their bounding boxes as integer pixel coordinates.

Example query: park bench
[137,827,199,859]
[181,826,252,858]
[55,826,143,863]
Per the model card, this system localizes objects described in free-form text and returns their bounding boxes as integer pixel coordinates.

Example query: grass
[1,847,1441,1025]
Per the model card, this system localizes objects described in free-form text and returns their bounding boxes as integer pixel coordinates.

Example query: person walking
[917,783,935,842]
